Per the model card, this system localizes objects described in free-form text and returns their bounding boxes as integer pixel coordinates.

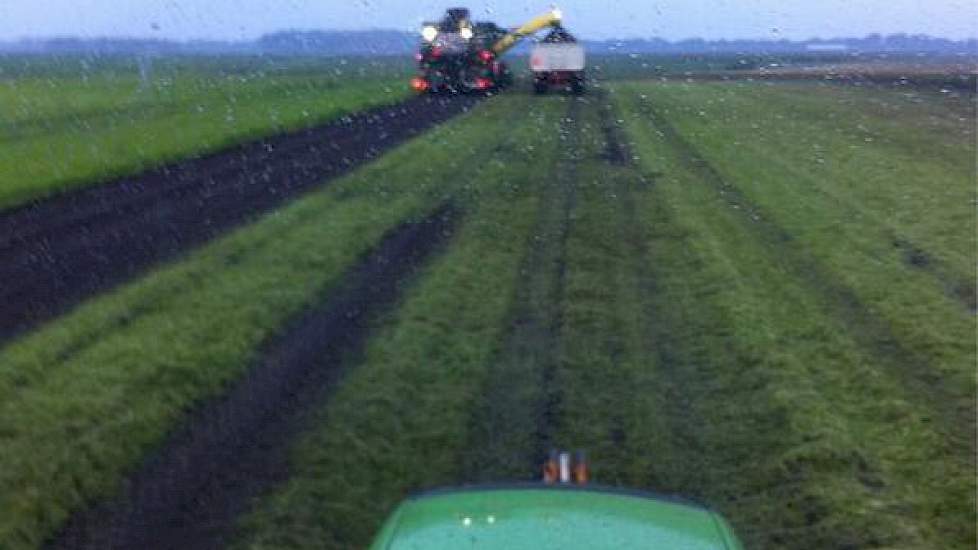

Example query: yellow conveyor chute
[492,8,562,55]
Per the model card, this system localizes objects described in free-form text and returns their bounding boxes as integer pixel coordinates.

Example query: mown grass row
[0,68,407,209]
[617,80,975,471]
[231,97,568,550]
[615,82,975,390]
[0,95,528,549]
[600,83,974,548]
[625,80,975,281]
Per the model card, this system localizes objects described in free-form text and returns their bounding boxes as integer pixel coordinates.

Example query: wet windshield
[0,2,975,549]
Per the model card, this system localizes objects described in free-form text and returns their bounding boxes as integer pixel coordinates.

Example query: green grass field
[0,58,974,549]
[0,56,410,209]
[609,81,975,548]
[231,83,973,548]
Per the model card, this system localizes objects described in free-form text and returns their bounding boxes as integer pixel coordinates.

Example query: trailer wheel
[571,73,585,95]
[534,76,548,95]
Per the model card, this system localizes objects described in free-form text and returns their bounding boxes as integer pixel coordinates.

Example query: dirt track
[0,94,479,344]
[462,99,579,483]
[47,204,458,550]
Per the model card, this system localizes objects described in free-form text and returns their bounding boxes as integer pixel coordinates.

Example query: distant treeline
[1,30,974,56]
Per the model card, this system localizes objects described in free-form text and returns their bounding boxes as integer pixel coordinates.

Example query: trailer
[530,26,586,94]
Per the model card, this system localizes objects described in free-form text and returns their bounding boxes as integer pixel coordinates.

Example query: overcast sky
[0,0,974,42]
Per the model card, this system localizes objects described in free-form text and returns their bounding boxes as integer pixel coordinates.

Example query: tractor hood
[369,485,744,549]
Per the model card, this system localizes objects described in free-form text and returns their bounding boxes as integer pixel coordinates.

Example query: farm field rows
[229,84,975,549]
[0,57,410,209]
[0,61,974,549]
[0,91,477,341]
[0,93,533,548]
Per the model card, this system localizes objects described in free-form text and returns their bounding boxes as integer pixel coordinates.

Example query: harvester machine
[411,7,571,94]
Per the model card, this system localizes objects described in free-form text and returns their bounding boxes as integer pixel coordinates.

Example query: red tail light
[478,50,493,63]
[410,77,429,92]
[475,77,493,90]
[431,47,443,58]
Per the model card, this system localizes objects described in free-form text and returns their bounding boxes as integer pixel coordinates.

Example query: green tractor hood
[369,484,744,549]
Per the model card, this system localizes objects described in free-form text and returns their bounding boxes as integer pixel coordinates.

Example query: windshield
[0,2,974,549]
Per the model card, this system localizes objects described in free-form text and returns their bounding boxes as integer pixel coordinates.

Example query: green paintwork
[369,486,744,549]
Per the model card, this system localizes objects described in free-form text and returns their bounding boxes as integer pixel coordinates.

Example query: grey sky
[0,0,974,42]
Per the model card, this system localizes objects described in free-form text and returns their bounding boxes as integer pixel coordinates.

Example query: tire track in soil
[461,99,581,483]
[602,93,721,493]
[597,96,633,167]
[0,94,481,344]
[890,236,977,314]
[46,204,459,550]
[635,97,975,457]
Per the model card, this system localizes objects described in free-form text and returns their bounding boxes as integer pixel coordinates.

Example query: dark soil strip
[596,97,633,166]
[638,98,976,446]
[462,100,580,483]
[0,94,480,344]
[46,204,459,550]
[531,101,581,472]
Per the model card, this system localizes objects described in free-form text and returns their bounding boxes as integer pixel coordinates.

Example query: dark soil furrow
[462,99,580,483]
[637,98,976,451]
[9,197,322,379]
[597,97,633,166]
[45,204,459,550]
[0,95,480,343]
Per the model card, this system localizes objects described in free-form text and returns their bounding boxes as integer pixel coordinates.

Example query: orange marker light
[410,77,429,92]
[543,451,560,484]
[573,450,589,485]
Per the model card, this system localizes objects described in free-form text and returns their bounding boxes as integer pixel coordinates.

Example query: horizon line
[2,29,976,45]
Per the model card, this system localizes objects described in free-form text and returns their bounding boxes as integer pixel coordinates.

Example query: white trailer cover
[530,43,585,72]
